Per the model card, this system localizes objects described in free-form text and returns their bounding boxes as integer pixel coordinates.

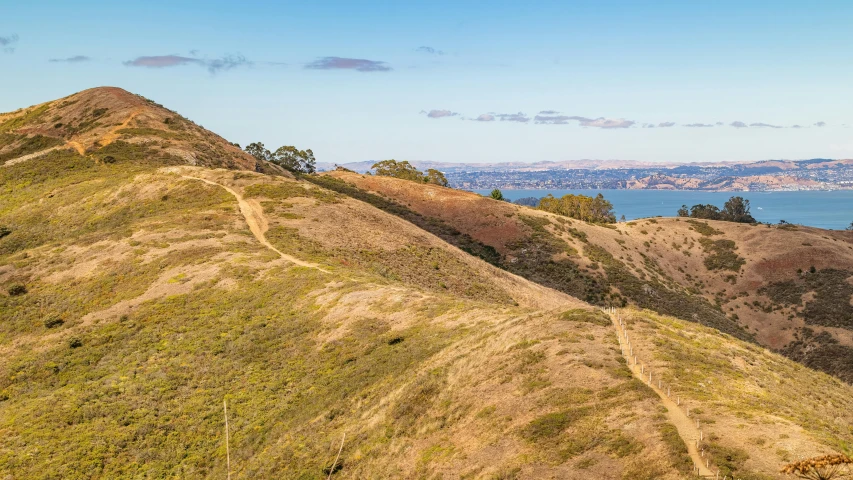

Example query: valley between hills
[2,87,853,479]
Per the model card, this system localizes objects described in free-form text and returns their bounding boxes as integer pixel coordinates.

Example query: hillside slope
[616,307,853,479]
[2,89,852,479]
[0,87,277,172]
[321,171,853,382]
[0,107,672,478]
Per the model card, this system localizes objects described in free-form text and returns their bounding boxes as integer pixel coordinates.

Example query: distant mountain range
[319,158,853,191]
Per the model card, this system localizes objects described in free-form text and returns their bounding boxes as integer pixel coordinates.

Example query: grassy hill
[0,86,279,172]
[1,89,852,479]
[322,171,853,383]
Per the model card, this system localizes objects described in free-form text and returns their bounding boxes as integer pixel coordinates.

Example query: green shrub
[658,422,693,474]
[44,318,64,329]
[560,309,611,326]
[520,407,592,442]
[699,237,745,271]
[687,220,723,236]
[704,442,751,478]
[7,284,27,296]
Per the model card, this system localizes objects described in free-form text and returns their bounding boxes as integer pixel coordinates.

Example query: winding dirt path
[101,108,143,147]
[182,175,330,273]
[66,140,86,155]
[4,108,142,168]
[3,146,62,167]
[609,312,713,478]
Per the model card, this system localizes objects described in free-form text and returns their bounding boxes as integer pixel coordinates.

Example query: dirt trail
[3,146,63,167]
[66,141,85,155]
[101,108,143,147]
[182,175,330,273]
[609,311,714,478]
[5,108,145,168]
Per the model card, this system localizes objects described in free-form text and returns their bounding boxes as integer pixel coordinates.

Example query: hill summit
[0,86,277,172]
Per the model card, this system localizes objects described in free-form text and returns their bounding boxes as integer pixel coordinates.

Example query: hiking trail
[609,310,714,478]
[183,175,330,273]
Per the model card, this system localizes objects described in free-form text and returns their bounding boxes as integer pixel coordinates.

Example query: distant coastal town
[444,160,853,192]
[322,158,853,192]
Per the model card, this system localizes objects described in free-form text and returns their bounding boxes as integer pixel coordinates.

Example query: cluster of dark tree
[513,197,540,207]
[537,193,617,223]
[676,196,756,223]
[370,159,449,186]
[244,142,316,174]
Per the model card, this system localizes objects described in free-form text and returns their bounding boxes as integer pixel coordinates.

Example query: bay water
[471,189,853,230]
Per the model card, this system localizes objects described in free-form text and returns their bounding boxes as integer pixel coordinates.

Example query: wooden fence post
[224,400,231,480]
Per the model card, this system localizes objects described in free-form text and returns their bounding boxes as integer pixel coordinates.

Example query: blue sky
[2,0,853,164]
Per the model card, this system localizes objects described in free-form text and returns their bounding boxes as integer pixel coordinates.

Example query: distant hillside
[321,158,853,191]
[322,170,853,382]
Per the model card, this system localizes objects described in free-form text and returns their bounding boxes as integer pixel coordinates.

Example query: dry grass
[619,308,853,479]
[1,156,655,478]
[322,171,853,381]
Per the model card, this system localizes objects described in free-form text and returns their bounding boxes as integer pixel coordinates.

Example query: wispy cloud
[416,46,444,55]
[496,112,531,123]
[534,115,571,125]
[124,54,251,74]
[423,109,459,119]
[49,55,91,63]
[580,117,634,128]
[124,55,202,68]
[417,108,818,132]
[306,56,391,72]
[533,115,634,128]
[205,54,251,73]
[0,33,18,53]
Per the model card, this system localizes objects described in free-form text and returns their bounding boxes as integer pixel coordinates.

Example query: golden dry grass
[324,171,853,381]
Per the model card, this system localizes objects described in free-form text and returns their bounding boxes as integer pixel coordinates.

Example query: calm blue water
[471,189,853,230]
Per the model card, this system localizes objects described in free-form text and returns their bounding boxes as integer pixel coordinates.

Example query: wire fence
[601,306,749,480]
